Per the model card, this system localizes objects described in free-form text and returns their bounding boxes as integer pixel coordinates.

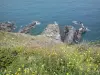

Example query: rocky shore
[0,21,15,32]
[0,21,88,44]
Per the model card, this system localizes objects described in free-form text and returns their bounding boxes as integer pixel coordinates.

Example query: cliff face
[42,24,61,42]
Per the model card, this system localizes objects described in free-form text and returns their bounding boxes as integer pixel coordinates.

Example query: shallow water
[0,0,100,41]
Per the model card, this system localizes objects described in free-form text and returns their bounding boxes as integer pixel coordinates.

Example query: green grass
[0,31,100,75]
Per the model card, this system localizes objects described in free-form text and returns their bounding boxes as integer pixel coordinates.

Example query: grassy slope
[0,31,100,75]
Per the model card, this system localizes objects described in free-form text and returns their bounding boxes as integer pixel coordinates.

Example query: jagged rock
[62,25,88,44]
[42,23,88,44]
[19,21,40,34]
[0,20,88,44]
[42,24,61,42]
[0,22,15,32]
[63,26,76,44]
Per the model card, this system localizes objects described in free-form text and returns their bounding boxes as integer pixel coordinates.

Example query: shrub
[0,45,100,75]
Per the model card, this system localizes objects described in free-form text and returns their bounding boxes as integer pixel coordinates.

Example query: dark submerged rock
[19,21,40,34]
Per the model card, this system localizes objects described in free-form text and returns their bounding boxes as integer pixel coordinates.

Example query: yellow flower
[4,69,7,72]
[88,50,90,53]
[42,64,44,68]
[66,73,69,75]
[24,68,30,74]
[18,68,21,71]
[52,52,57,55]
[24,69,27,74]
[32,72,35,75]
[87,68,90,72]
[22,64,24,68]
[97,53,99,56]
[80,66,83,71]
[94,68,96,71]
[15,72,20,75]
[89,64,92,66]
[60,47,65,49]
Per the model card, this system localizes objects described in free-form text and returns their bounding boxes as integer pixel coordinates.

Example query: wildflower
[80,67,83,71]
[66,73,69,75]
[88,50,90,53]
[4,69,7,73]
[24,69,27,74]
[97,70,99,73]
[61,59,63,61]
[96,65,98,68]
[54,72,56,75]
[24,68,30,74]
[62,66,64,69]
[42,64,44,68]
[32,72,35,75]
[15,72,20,75]
[4,38,6,40]
[52,52,57,55]
[90,57,93,60]
[60,47,64,49]
[87,68,90,72]
[97,53,99,56]
[9,71,11,73]
[22,64,24,68]
[12,38,14,40]
[29,67,32,71]
[68,62,71,64]
[64,50,66,52]
[89,64,92,66]
[67,46,70,48]
[18,68,21,71]
[94,68,96,71]
[83,53,86,55]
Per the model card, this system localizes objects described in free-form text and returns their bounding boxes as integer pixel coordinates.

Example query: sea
[0,0,100,41]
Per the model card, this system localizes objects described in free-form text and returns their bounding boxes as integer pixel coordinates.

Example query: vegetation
[0,31,100,75]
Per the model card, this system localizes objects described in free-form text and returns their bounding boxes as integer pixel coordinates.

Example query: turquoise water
[0,0,100,41]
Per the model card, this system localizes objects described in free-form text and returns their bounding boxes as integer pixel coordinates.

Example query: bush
[0,46,24,70]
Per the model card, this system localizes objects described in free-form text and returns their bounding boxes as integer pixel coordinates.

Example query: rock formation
[42,24,61,42]
[62,24,88,44]
[0,20,88,44]
[0,21,15,32]
[63,26,76,44]
[19,21,40,34]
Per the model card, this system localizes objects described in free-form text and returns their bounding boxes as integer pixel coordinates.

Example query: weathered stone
[0,22,15,32]
[64,26,76,44]
[19,21,40,34]
[42,24,61,42]
[62,25,88,44]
